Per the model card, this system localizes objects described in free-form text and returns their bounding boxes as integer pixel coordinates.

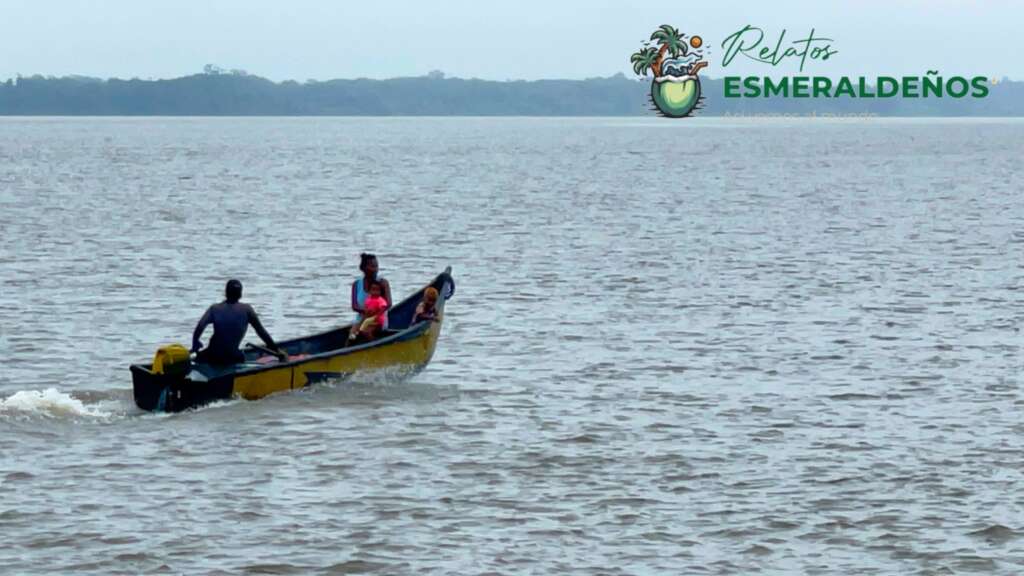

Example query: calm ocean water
[1,117,1022,574]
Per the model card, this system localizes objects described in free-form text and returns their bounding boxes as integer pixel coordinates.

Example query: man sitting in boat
[191,279,285,364]
[349,253,392,335]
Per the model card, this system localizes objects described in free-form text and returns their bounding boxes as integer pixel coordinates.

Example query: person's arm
[351,280,363,314]
[191,307,212,352]
[247,306,280,352]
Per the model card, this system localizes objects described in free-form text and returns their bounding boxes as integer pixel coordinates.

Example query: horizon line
[6,71,1021,84]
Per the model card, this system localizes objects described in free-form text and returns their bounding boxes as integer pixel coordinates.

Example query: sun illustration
[629,25,707,118]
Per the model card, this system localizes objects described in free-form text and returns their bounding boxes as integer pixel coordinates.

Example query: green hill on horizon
[1,71,1021,116]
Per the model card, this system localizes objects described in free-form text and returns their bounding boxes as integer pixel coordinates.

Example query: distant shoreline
[2,72,1021,116]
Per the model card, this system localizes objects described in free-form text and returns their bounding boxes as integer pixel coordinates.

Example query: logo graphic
[630,25,707,118]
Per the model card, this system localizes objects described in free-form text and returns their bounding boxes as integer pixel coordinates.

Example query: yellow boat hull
[233,317,442,400]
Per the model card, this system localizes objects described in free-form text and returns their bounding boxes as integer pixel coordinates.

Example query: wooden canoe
[129,268,454,412]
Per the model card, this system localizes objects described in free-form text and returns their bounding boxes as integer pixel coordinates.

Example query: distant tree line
[0,71,1020,116]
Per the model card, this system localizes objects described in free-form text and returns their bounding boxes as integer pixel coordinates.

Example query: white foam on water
[131,397,245,419]
[186,398,242,414]
[0,388,112,419]
[344,365,420,387]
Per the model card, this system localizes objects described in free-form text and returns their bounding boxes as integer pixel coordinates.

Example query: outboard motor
[152,344,192,377]
[134,344,193,412]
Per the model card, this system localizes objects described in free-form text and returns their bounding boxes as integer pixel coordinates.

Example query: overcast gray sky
[1,0,1019,81]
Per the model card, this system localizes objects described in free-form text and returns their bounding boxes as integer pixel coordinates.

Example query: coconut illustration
[651,68,704,118]
[631,26,706,118]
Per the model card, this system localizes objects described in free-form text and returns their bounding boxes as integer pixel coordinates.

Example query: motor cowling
[152,344,192,377]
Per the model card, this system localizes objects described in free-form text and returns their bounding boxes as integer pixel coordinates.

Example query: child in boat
[412,287,440,324]
[349,281,389,342]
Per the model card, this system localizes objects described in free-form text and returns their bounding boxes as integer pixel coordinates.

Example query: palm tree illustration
[649,25,686,77]
[630,47,658,76]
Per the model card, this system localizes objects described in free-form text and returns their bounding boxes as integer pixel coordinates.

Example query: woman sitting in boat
[349,280,389,342]
[348,253,392,342]
[412,287,440,324]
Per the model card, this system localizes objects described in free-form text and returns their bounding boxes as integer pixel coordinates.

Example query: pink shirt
[364,295,388,324]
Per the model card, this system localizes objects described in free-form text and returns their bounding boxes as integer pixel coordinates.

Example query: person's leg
[358,316,381,339]
[347,317,363,343]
